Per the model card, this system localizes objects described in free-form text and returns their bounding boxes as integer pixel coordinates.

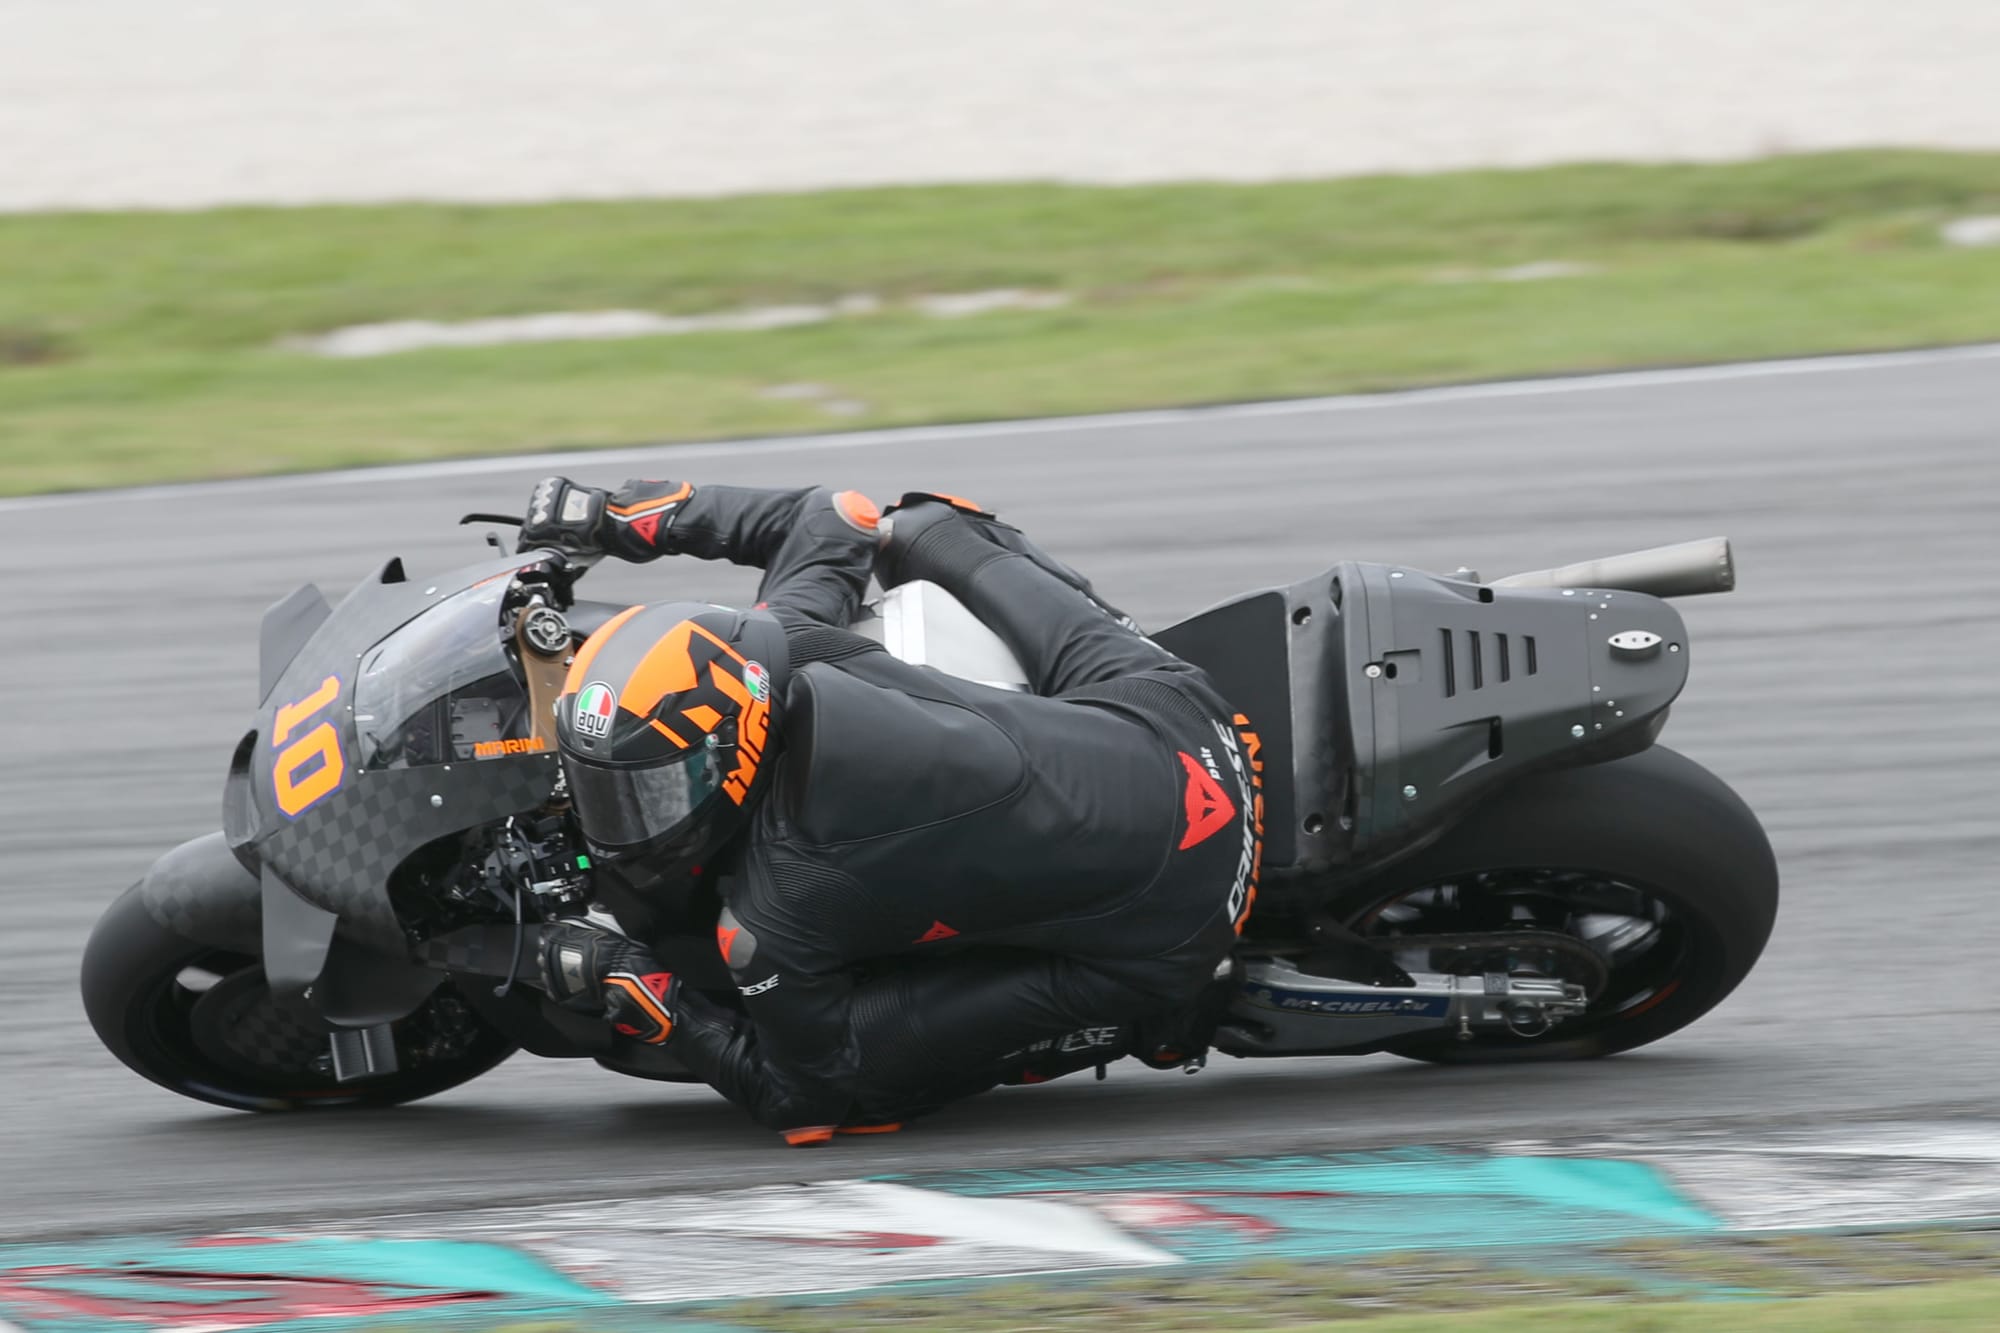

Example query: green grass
[1237,1280,2000,1331]
[442,1229,2000,1332]
[5,150,2000,495]
[726,1280,2000,1331]
[445,1229,2000,1330]
[691,1230,2000,1331]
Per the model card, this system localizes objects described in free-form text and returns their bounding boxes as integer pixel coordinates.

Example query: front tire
[82,883,517,1111]
[1343,746,1777,1063]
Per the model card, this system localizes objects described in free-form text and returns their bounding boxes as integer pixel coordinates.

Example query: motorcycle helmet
[555,602,789,875]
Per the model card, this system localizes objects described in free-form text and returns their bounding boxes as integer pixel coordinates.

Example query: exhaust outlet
[1492,536,1735,598]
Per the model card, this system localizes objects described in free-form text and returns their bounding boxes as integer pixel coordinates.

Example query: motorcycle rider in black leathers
[519,477,1262,1144]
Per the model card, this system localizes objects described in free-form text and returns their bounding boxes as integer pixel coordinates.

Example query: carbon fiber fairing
[232,553,564,954]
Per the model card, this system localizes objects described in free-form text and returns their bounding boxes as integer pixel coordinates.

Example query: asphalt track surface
[4,349,1997,1239]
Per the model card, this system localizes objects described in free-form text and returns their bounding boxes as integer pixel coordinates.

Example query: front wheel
[82,883,518,1111]
[1344,746,1777,1063]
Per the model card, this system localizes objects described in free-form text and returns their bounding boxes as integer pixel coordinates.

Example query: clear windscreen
[353,578,536,769]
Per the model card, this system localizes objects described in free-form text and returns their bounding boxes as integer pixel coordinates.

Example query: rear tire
[1343,746,1777,1062]
[82,883,517,1111]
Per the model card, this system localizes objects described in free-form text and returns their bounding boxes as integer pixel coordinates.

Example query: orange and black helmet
[555,602,789,871]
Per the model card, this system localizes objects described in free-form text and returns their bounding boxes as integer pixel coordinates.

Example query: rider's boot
[875,493,1142,631]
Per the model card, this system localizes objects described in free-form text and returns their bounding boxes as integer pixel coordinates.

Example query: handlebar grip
[1492,537,1736,598]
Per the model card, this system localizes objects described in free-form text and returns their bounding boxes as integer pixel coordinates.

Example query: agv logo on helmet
[574,681,617,739]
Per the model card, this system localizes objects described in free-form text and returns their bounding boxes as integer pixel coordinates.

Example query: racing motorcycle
[82,521,1777,1110]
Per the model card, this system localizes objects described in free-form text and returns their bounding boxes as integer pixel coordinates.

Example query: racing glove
[536,920,678,1045]
[517,476,695,561]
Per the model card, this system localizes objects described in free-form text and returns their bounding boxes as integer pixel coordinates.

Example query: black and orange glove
[537,920,678,1045]
[518,476,695,562]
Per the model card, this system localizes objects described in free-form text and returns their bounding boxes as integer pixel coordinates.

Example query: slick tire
[83,880,517,1111]
[1345,746,1778,1063]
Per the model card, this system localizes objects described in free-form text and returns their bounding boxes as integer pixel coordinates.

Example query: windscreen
[353,577,536,769]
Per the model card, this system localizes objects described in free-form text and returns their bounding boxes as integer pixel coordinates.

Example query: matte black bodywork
[1155,562,1688,880]
[222,553,565,1028]
[193,553,1690,1042]
[133,830,262,956]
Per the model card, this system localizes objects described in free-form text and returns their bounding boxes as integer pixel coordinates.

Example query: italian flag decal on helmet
[575,681,617,738]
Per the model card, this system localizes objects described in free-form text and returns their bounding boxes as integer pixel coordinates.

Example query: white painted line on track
[1514,1120,2000,1231]
[8,341,1998,513]
[355,1181,1176,1303]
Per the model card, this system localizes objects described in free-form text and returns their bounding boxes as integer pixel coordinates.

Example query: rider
[519,477,1260,1144]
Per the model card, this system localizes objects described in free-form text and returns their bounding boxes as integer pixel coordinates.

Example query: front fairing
[224,553,563,961]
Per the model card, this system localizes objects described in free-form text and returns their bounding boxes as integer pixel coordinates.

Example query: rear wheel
[1344,746,1777,1062]
[82,884,517,1111]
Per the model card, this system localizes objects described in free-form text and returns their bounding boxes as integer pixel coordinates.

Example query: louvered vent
[1441,629,1537,698]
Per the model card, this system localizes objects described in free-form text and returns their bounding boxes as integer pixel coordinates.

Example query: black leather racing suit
[638,484,1260,1138]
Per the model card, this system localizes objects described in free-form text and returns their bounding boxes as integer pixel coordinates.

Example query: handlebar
[459,512,606,577]
[1492,537,1736,598]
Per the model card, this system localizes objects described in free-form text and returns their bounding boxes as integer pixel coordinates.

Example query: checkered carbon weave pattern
[416,925,537,976]
[257,755,558,951]
[236,551,571,952]
[137,832,263,955]
[218,987,328,1073]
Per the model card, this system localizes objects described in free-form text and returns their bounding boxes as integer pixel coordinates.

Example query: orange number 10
[272,674,347,817]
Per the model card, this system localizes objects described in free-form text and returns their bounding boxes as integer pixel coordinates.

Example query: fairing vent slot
[1443,629,1536,699]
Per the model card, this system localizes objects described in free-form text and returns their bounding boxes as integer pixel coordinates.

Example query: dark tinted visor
[563,746,723,852]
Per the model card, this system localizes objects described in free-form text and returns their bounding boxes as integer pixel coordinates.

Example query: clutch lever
[458,513,605,594]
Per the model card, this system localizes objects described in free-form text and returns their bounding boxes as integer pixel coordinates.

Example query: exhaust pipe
[1492,536,1736,598]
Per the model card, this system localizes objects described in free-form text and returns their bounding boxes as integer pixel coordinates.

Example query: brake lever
[460,511,603,570]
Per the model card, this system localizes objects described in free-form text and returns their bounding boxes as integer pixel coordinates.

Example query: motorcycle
[82,519,1777,1110]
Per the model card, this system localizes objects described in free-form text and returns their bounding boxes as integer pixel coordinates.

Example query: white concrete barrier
[4,1,1997,211]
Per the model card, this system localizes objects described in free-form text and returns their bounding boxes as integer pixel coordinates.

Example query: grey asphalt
[4,351,1996,1239]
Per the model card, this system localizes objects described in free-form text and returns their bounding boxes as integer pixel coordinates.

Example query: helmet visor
[563,746,724,853]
